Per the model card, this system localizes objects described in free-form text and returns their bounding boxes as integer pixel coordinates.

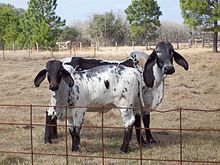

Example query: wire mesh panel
[0,104,220,165]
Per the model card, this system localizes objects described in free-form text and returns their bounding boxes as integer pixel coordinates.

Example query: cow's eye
[156,50,161,54]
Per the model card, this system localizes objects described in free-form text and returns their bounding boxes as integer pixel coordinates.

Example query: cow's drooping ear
[61,69,74,87]
[173,51,189,70]
[143,51,157,88]
[34,69,47,87]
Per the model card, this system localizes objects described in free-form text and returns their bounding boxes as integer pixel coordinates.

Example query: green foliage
[180,0,220,52]
[0,1,65,49]
[125,0,162,44]
[180,0,220,31]
[20,0,65,49]
[88,11,130,45]
[58,26,80,42]
[0,4,24,48]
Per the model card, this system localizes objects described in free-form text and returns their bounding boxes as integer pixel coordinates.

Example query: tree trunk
[213,21,218,53]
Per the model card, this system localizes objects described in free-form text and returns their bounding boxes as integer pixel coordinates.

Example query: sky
[1,0,184,25]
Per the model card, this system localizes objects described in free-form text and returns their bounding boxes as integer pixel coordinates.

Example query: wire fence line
[0,43,192,61]
[0,104,219,165]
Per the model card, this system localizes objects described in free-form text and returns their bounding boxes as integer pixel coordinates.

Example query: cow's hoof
[120,146,130,153]
[72,146,80,152]
[146,139,157,145]
[44,140,52,144]
[138,138,147,146]
[51,134,58,139]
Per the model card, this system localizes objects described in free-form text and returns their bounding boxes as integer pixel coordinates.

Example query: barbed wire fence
[0,104,219,165]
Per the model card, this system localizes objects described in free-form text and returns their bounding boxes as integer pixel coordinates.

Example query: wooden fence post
[28,42,31,59]
[132,41,134,50]
[2,41,5,60]
[115,41,118,51]
[79,42,82,51]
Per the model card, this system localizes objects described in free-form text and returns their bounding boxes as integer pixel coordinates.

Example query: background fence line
[0,104,219,165]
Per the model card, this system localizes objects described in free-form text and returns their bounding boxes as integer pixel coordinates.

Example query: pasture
[0,46,220,164]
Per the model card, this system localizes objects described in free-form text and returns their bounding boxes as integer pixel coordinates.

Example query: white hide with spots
[129,51,164,110]
[142,65,165,109]
[66,65,144,129]
[45,55,148,121]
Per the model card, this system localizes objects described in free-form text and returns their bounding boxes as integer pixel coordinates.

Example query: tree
[180,0,220,52]
[158,21,191,43]
[88,11,130,46]
[125,0,162,47]
[20,0,65,49]
[58,26,80,42]
[0,3,24,48]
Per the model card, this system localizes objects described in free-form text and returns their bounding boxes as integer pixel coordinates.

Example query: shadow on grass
[45,124,219,157]
[68,128,220,154]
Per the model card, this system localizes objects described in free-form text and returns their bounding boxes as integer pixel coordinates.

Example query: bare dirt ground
[0,46,219,164]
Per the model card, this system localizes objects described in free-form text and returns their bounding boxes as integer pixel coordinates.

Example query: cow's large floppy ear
[61,69,74,87]
[34,69,47,87]
[173,51,189,70]
[143,51,157,88]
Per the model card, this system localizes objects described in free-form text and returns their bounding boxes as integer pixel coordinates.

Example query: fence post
[69,42,72,56]
[36,42,39,52]
[176,38,179,50]
[51,47,53,58]
[132,41,134,50]
[79,42,82,51]
[65,106,69,165]
[13,41,15,53]
[94,45,96,57]
[202,36,204,48]
[73,44,76,56]
[30,104,34,165]
[140,106,143,165]
[101,106,104,165]
[2,41,5,60]
[179,107,182,165]
[28,42,31,59]
[115,41,118,51]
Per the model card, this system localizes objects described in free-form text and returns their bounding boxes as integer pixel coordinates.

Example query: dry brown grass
[0,46,220,164]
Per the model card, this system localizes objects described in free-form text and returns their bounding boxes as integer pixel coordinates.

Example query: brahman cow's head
[34,60,74,91]
[143,42,189,88]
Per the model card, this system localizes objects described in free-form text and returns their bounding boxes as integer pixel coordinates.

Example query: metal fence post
[30,104,34,165]
[101,106,104,165]
[140,106,143,165]
[179,107,182,165]
[65,106,69,165]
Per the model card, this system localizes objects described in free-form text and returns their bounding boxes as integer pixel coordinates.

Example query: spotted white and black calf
[34,61,144,153]
[35,55,149,147]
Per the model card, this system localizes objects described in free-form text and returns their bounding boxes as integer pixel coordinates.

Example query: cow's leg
[44,111,52,143]
[69,108,85,152]
[45,91,58,143]
[120,126,133,153]
[51,116,58,139]
[134,113,146,145]
[142,112,156,144]
[120,108,135,153]
[69,126,81,152]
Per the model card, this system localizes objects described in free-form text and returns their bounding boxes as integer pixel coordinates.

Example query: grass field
[0,46,220,164]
